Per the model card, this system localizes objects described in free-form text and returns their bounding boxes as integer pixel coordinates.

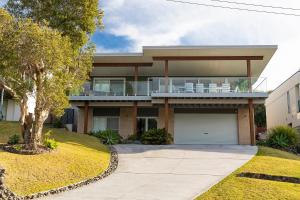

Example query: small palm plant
[92,130,122,145]
[267,126,299,148]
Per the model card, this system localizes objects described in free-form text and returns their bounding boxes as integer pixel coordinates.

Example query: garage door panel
[174,113,238,144]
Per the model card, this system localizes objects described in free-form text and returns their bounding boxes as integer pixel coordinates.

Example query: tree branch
[0,80,18,98]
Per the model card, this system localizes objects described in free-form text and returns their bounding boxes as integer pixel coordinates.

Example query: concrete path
[45,144,257,200]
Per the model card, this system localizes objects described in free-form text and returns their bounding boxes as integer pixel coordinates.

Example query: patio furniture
[209,83,217,93]
[222,83,230,93]
[196,83,204,93]
[185,82,194,93]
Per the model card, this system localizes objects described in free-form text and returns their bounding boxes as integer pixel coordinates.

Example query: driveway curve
[45,144,257,200]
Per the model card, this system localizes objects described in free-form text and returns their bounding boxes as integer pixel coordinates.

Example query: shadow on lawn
[256,146,300,161]
[0,122,109,153]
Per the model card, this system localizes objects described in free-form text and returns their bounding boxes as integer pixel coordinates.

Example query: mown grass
[197,146,300,200]
[0,121,110,196]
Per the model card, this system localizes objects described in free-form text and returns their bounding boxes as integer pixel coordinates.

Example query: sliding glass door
[93,116,119,132]
[137,117,158,139]
[93,78,125,96]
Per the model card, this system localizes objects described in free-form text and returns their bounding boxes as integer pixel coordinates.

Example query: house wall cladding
[76,106,251,144]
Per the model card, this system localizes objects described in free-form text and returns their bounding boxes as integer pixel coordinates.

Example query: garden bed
[1,144,51,155]
[238,172,300,184]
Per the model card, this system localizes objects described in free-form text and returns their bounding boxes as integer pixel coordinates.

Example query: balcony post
[133,65,138,134]
[247,60,255,145]
[83,101,89,134]
[133,101,137,135]
[134,65,138,95]
[247,60,252,92]
[248,99,255,145]
[164,60,169,93]
[165,98,169,134]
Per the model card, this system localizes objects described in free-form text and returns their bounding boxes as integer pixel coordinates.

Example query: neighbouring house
[0,88,21,121]
[266,70,300,130]
[70,45,277,145]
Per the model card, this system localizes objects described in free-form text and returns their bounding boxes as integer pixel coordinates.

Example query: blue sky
[92,32,132,52]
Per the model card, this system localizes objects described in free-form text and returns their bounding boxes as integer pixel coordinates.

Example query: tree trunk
[24,113,35,150]
[19,97,28,140]
[33,109,49,145]
[29,68,49,150]
[19,96,36,149]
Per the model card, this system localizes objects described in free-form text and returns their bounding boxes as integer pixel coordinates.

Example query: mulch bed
[0,144,51,155]
[238,172,300,184]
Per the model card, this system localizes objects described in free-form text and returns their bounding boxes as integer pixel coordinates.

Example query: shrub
[266,126,300,149]
[127,133,138,141]
[141,128,173,145]
[256,139,267,146]
[92,130,122,145]
[53,118,63,128]
[8,134,20,145]
[13,144,22,151]
[43,131,58,150]
[44,138,58,150]
[296,144,300,154]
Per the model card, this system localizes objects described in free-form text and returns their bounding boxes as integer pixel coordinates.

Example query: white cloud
[101,0,300,90]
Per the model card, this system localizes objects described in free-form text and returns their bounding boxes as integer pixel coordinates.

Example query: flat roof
[143,45,278,50]
[93,45,278,77]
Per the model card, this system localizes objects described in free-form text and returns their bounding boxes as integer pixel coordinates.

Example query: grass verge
[197,146,300,200]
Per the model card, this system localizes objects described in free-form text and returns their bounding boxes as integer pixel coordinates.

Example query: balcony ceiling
[92,45,277,77]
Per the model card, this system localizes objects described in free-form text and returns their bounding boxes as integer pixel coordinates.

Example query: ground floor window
[93,116,119,132]
[137,117,158,137]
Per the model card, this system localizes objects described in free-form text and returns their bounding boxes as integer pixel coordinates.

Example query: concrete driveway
[46,144,257,200]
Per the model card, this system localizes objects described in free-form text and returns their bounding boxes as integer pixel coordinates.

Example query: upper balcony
[151,77,267,98]
[69,76,267,101]
[74,45,277,101]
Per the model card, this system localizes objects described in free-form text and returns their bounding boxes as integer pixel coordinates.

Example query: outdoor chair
[209,83,217,93]
[185,82,194,93]
[196,83,204,93]
[221,83,230,93]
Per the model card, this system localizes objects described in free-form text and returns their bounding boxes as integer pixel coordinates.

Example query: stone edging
[0,145,118,200]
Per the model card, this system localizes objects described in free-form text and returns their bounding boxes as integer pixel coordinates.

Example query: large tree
[5,0,103,49]
[0,9,94,150]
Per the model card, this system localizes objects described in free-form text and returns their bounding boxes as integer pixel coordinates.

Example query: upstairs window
[93,78,125,96]
[295,84,300,113]
[287,91,291,113]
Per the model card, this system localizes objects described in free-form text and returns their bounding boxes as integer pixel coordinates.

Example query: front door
[137,117,158,139]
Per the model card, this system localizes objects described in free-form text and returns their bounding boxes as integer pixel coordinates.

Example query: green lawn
[197,146,300,200]
[0,121,110,196]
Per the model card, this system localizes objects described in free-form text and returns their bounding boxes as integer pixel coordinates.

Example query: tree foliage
[5,0,103,48]
[0,8,94,149]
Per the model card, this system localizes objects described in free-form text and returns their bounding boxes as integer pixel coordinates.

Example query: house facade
[70,46,277,145]
[266,71,300,130]
[0,89,21,121]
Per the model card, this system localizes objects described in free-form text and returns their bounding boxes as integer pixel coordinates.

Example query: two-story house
[266,71,300,130]
[70,45,277,145]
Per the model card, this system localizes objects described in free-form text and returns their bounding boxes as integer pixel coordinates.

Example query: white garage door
[174,113,238,144]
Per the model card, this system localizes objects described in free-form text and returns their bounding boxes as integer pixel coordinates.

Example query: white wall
[266,71,300,128]
[5,99,21,121]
